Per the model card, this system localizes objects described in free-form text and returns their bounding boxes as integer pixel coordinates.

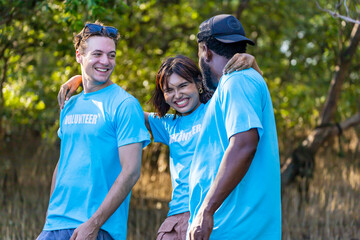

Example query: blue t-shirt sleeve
[114,97,150,148]
[221,72,264,140]
[148,113,170,145]
[57,128,62,139]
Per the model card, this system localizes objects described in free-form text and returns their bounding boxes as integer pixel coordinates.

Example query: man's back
[189,68,281,239]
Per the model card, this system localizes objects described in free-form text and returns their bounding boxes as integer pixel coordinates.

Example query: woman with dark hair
[144,55,211,240]
[145,54,262,240]
[149,55,212,118]
[57,53,261,240]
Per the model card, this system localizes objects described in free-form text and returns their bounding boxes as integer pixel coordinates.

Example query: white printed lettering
[64,114,98,125]
[169,124,202,144]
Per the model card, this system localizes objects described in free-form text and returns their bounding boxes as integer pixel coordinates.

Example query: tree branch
[316,1,360,24]
[320,22,360,124]
[339,112,360,131]
[281,112,360,185]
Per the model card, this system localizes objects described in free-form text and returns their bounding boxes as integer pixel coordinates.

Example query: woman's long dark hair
[150,55,212,118]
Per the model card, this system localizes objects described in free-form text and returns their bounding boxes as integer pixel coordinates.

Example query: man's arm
[45,160,59,221]
[70,142,142,240]
[189,128,259,240]
[50,160,59,198]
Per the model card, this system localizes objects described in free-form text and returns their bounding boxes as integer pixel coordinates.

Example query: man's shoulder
[62,92,83,110]
[222,68,262,82]
[109,84,139,106]
[220,68,265,91]
[110,84,130,97]
[149,113,178,129]
[150,113,175,120]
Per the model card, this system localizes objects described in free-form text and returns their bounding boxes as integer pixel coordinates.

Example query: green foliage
[0,0,359,143]
[238,0,360,137]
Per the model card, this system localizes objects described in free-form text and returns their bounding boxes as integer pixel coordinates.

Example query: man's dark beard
[200,58,217,92]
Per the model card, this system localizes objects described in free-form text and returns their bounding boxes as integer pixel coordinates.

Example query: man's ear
[202,43,213,63]
[76,49,82,64]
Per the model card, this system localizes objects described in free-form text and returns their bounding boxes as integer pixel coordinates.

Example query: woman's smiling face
[163,73,201,116]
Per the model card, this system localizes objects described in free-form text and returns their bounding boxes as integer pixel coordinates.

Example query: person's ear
[202,44,213,63]
[76,49,82,64]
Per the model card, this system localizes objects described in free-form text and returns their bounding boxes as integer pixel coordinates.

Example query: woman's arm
[223,53,263,76]
[58,75,83,109]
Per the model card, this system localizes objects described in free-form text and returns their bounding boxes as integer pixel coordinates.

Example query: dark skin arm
[189,128,259,240]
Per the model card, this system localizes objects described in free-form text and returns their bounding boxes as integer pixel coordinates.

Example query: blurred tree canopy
[0,0,359,152]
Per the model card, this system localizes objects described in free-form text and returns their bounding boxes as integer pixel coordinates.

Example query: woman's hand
[223,53,263,76]
[58,75,82,109]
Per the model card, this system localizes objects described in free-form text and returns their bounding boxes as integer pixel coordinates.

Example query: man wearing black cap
[188,14,281,239]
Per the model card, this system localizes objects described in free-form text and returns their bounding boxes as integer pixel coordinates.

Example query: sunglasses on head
[84,23,118,38]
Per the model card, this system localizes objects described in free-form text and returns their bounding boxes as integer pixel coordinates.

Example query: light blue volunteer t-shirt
[149,103,206,217]
[44,84,150,240]
[188,68,281,239]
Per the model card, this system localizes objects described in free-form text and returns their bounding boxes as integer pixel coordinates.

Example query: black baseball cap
[197,14,255,45]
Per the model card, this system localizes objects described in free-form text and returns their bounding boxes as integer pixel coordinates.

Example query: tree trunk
[281,113,360,185]
[281,22,360,186]
[0,55,8,141]
[236,0,251,19]
[320,23,360,124]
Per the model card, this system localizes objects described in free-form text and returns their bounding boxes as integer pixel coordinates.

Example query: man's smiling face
[78,36,116,85]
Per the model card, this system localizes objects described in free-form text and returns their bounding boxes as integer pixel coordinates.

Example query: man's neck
[214,56,229,81]
[82,76,113,94]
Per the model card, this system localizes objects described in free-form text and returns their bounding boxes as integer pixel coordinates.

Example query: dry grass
[282,148,360,239]
[1,135,359,239]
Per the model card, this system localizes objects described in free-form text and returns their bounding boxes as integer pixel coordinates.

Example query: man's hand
[189,209,214,240]
[58,75,82,109]
[70,220,100,240]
